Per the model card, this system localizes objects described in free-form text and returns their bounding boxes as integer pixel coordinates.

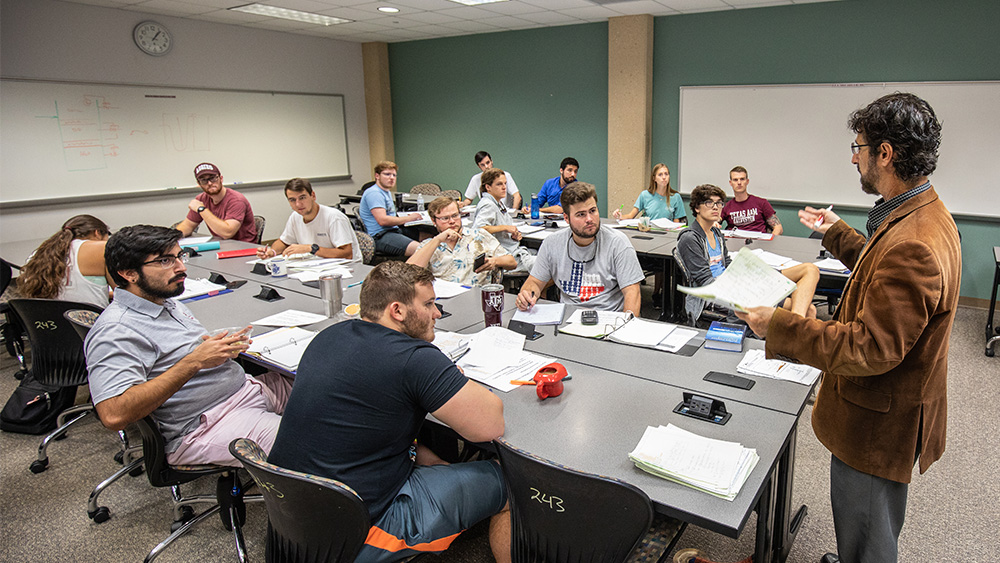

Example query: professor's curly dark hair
[848,92,941,182]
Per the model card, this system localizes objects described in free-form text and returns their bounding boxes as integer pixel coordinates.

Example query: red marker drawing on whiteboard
[814,205,833,229]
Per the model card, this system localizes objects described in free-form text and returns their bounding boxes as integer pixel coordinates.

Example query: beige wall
[363,42,395,182]
[607,15,654,214]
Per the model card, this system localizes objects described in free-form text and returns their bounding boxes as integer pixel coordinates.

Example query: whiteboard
[0,79,350,205]
[678,82,1000,218]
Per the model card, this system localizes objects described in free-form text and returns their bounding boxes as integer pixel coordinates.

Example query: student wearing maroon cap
[174,162,258,242]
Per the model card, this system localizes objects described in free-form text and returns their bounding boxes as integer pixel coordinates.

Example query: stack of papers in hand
[678,247,796,312]
[736,349,821,385]
[629,424,759,501]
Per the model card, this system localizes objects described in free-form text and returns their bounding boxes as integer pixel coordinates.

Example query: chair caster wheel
[171,506,195,532]
[14,369,26,380]
[30,459,49,473]
[114,451,125,464]
[128,465,144,477]
[89,506,111,523]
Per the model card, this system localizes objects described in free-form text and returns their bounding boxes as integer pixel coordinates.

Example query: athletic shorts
[373,229,417,256]
[357,461,507,563]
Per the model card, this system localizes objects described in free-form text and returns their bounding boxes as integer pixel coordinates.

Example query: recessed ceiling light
[377,7,400,13]
[448,0,508,6]
[230,3,351,26]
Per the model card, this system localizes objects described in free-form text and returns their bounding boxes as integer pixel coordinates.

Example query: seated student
[256,178,361,262]
[268,262,510,563]
[516,182,644,316]
[521,157,579,215]
[612,163,686,224]
[611,163,686,307]
[17,214,113,308]
[459,151,522,209]
[721,166,783,235]
[175,163,259,242]
[677,184,818,324]
[472,168,536,273]
[408,197,515,286]
[85,225,291,467]
[359,161,423,257]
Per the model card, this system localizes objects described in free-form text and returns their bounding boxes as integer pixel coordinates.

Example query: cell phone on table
[581,309,599,325]
[474,253,486,270]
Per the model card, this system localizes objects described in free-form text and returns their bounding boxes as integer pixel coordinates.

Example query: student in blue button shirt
[359,161,424,257]
[522,156,578,215]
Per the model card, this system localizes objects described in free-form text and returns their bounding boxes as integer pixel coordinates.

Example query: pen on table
[346,280,363,288]
[510,379,535,386]
[814,205,833,228]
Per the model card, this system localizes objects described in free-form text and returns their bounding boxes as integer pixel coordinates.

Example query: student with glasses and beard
[84,225,291,467]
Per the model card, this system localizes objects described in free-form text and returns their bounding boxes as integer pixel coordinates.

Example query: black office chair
[64,308,144,524]
[8,298,104,473]
[494,438,685,563]
[808,231,843,315]
[254,215,267,245]
[136,416,258,563]
[0,258,28,379]
[230,438,371,563]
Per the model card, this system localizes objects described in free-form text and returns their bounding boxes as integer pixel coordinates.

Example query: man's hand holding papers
[678,246,796,313]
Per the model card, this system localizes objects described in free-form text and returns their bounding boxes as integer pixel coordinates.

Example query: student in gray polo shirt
[85,225,291,467]
[515,182,643,316]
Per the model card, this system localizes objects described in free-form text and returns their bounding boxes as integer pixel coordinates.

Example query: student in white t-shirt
[459,151,521,209]
[256,178,361,262]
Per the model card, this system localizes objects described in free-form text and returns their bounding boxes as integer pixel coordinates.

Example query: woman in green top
[612,163,686,223]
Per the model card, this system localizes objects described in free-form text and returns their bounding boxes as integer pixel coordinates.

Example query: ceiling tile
[605,1,680,16]
[477,14,535,28]
[658,0,730,12]
[557,5,622,21]
[520,0,594,10]
[515,10,584,25]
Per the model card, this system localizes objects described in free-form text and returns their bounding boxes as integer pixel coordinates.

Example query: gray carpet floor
[1,293,997,562]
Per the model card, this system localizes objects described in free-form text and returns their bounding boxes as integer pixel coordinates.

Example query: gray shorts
[373,229,417,256]
[357,461,507,562]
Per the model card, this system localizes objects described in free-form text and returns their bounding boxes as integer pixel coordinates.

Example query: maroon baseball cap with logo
[193,162,221,179]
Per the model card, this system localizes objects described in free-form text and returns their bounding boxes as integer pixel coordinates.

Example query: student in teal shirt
[612,163,686,224]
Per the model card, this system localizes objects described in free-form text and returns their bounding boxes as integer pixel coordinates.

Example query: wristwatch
[310,244,320,255]
[197,205,206,213]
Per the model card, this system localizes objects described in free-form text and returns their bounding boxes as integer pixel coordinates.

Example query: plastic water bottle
[530,193,540,219]
[416,193,425,211]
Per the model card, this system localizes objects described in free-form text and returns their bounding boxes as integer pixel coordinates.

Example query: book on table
[704,321,745,352]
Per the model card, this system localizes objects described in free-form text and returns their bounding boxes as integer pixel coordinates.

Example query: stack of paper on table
[247,327,317,371]
[750,248,800,270]
[651,218,687,230]
[512,303,566,325]
[447,326,556,392]
[177,278,226,301]
[722,228,773,241]
[629,424,759,501]
[737,349,821,385]
[558,309,632,338]
[678,247,797,312]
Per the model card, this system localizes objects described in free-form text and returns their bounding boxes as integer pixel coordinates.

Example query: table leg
[774,426,807,562]
[754,472,776,563]
[986,260,999,357]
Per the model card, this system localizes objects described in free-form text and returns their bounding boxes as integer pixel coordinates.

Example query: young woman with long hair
[17,214,113,307]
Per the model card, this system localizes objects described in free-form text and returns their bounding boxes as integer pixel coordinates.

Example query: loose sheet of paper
[460,326,525,371]
[813,257,849,273]
[460,351,555,392]
[179,236,212,246]
[656,327,699,353]
[750,248,799,270]
[650,218,686,230]
[512,303,566,325]
[432,279,471,299]
[736,349,821,385]
[516,224,545,235]
[251,310,327,327]
[677,246,797,312]
[722,228,773,240]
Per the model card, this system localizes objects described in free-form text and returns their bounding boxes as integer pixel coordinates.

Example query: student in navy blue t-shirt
[268,262,510,563]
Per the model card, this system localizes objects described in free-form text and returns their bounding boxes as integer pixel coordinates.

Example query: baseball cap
[193,162,221,179]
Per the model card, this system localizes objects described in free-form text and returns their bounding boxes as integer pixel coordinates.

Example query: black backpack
[1,371,78,435]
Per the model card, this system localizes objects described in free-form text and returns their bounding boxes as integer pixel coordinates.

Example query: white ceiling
[57,0,840,43]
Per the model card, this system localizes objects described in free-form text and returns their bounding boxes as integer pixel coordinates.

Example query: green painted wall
[388,0,999,300]
[388,23,608,205]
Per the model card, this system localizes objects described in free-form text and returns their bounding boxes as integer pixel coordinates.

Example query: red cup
[481,283,504,328]
[533,362,568,400]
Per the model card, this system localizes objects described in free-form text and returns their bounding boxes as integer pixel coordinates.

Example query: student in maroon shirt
[721,166,783,235]
[174,162,258,242]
